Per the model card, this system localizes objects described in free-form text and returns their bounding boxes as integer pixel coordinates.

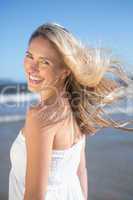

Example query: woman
[8,22,133,200]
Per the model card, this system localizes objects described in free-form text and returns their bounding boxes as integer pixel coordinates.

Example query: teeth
[29,75,42,81]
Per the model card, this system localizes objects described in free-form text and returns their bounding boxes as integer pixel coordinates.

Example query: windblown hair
[28,22,133,135]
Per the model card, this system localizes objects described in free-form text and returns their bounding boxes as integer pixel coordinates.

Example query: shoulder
[25,105,40,130]
[25,99,72,137]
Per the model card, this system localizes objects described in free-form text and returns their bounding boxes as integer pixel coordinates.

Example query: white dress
[8,129,86,200]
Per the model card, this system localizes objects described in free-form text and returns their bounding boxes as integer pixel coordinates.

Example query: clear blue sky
[1,0,133,82]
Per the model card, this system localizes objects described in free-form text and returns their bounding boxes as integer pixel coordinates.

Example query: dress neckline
[19,129,84,152]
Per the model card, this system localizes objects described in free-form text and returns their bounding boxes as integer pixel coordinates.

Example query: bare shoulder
[24,100,72,138]
[25,105,40,128]
[21,106,39,138]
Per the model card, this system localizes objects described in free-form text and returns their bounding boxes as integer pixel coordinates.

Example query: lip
[29,72,42,79]
[28,72,44,85]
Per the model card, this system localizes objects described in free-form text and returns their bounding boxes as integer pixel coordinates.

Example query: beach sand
[0,115,133,200]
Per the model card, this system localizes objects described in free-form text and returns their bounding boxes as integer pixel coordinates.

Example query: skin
[23,36,88,199]
[24,36,69,103]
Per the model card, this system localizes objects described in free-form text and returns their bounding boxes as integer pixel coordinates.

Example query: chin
[27,81,43,93]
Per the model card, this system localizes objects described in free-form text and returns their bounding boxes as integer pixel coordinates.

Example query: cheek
[40,68,55,81]
[40,68,60,84]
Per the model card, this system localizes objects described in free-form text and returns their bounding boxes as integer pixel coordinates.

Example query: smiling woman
[8,22,133,200]
[23,35,67,98]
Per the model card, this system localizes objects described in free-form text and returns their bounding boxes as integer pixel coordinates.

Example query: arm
[23,108,56,200]
[77,136,88,200]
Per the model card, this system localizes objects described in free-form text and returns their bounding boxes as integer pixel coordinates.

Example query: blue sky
[1,0,133,82]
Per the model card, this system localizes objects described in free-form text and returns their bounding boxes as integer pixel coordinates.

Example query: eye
[39,59,50,66]
[25,52,33,59]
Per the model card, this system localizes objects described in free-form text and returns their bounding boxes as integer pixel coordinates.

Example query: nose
[30,61,39,72]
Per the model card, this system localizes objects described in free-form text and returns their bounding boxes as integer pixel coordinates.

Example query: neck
[39,85,67,106]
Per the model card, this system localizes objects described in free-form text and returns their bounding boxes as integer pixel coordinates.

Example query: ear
[61,68,71,80]
[66,68,71,76]
[65,68,71,77]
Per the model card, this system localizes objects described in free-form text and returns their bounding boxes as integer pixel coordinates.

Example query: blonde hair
[28,22,133,135]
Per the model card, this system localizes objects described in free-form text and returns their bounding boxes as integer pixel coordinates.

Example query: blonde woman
[8,22,133,200]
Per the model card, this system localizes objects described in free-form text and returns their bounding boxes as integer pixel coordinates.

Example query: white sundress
[8,104,86,200]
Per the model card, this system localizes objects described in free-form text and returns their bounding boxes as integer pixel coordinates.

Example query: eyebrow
[25,50,53,63]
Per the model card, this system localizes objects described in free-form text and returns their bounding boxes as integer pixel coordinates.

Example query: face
[24,36,70,100]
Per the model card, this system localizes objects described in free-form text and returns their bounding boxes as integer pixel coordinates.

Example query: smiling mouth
[28,73,44,84]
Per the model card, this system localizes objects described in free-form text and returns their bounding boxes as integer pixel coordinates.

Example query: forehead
[28,36,62,63]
